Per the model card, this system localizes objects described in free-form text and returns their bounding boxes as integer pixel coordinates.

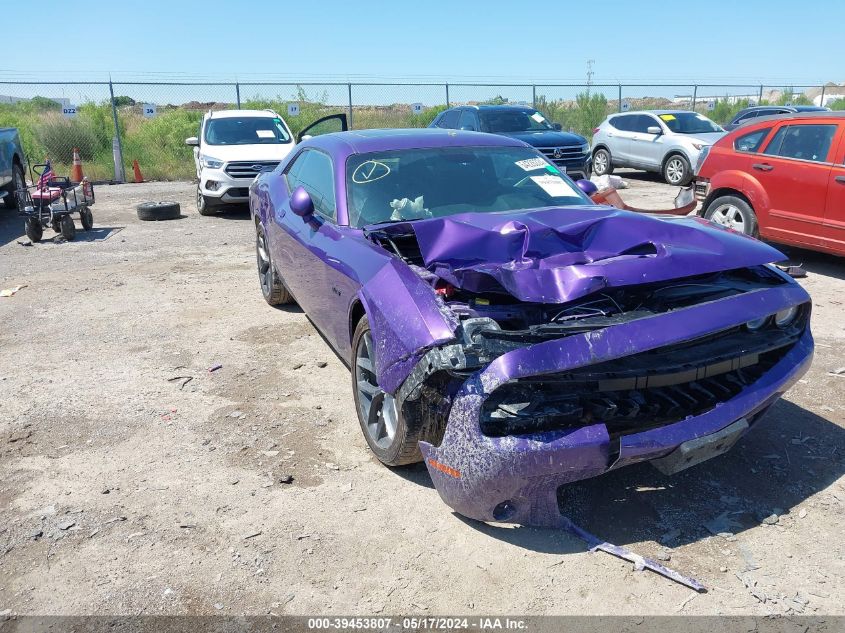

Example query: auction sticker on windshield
[515,157,549,171]
[660,114,676,122]
[531,112,545,123]
[530,175,578,197]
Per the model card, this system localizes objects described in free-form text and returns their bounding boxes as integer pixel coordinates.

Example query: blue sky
[2,0,843,84]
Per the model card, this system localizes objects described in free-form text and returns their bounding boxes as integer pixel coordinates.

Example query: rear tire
[663,154,692,186]
[255,223,294,306]
[25,217,42,243]
[351,315,424,466]
[60,215,76,241]
[703,195,759,237]
[592,148,613,176]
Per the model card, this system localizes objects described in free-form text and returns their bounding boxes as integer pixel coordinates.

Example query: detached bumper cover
[419,283,813,525]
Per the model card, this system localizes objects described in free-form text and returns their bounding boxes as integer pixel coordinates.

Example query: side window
[763,124,838,163]
[438,109,460,129]
[631,115,659,133]
[735,111,758,123]
[285,150,337,220]
[285,151,307,189]
[458,109,477,131]
[734,128,771,153]
[610,115,632,131]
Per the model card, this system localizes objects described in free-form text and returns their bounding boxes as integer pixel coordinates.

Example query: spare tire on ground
[137,201,181,221]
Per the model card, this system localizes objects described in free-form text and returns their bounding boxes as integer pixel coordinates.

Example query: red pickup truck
[695,112,845,257]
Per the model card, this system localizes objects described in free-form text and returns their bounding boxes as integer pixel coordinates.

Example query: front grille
[224,161,279,179]
[480,333,796,438]
[538,146,587,167]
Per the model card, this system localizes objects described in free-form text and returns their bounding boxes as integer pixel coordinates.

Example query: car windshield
[204,116,291,145]
[480,109,555,133]
[658,112,722,134]
[346,146,590,228]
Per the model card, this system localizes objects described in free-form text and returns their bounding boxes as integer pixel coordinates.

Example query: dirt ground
[0,172,843,617]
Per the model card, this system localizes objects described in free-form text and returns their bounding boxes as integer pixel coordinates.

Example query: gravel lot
[1,172,843,616]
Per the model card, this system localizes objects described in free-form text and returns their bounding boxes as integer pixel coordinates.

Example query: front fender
[357,259,459,394]
[709,169,770,217]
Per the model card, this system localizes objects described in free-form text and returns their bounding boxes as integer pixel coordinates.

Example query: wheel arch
[704,170,770,220]
[661,149,692,170]
[348,299,367,345]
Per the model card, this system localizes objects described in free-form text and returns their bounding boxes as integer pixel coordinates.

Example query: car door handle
[752,163,774,172]
[836,176,845,184]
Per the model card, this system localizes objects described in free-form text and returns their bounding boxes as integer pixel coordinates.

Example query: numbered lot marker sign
[287,103,300,116]
[412,103,424,114]
[707,100,716,111]
[143,104,156,118]
[62,105,78,118]
[621,100,631,112]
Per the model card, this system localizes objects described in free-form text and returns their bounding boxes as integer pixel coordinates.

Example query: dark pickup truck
[0,128,27,208]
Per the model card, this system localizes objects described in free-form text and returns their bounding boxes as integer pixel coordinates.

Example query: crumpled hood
[384,206,785,303]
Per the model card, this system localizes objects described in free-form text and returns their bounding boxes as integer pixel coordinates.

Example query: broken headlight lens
[774,306,799,328]
[746,317,768,331]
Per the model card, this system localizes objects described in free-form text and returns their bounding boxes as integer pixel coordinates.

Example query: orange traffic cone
[132,159,144,183]
[70,147,84,183]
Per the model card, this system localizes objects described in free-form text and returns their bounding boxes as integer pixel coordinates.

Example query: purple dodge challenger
[249,119,813,527]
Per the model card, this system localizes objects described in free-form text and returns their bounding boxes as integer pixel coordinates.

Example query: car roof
[734,110,845,129]
[205,109,279,119]
[449,104,535,112]
[304,128,528,156]
[612,109,694,116]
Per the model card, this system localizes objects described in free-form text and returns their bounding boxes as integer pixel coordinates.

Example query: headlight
[694,145,711,175]
[580,142,590,154]
[691,143,707,150]
[746,317,768,331]
[201,155,224,169]
[774,306,799,327]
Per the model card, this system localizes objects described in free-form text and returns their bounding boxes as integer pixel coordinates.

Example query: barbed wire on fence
[1,81,842,182]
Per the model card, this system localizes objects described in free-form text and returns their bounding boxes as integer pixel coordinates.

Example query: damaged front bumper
[413,282,813,526]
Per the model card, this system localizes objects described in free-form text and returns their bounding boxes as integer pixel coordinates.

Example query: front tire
[351,315,424,466]
[704,195,759,237]
[592,148,613,176]
[197,185,218,216]
[25,217,42,242]
[4,163,26,209]
[60,215,76,241]
[255,223,293,306]
[663,154,692,186]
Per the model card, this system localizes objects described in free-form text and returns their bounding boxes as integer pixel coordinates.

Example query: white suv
[591,110,725,185]
[186,109,295,215]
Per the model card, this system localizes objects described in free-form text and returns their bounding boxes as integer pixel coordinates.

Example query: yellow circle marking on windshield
[352,160,391,184]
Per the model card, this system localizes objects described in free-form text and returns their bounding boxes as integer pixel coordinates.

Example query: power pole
[586,59,595,95]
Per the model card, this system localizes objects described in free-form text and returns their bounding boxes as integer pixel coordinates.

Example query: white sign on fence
[287,103,300,116]
[785,102,793,107]
[411,103,424,114]
[707,100,716,111]
[748,100,757,107]
[143,103,156,118]
[62,105,78,118]
[621,100,631,112]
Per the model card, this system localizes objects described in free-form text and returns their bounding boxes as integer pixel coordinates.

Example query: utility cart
[17,162,95,242]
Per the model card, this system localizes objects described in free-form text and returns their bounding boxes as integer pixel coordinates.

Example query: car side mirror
[185,136,199,146]
[290,186,314,219]
[553,123,562,130]
[646,126,662,135]
[575,179,598,196]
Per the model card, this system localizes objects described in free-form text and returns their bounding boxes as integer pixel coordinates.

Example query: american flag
[37,160,55,189]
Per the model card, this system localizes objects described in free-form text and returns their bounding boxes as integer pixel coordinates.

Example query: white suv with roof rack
[186,109,295,215]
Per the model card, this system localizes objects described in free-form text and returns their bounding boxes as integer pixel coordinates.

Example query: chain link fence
[1,81,842,182]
